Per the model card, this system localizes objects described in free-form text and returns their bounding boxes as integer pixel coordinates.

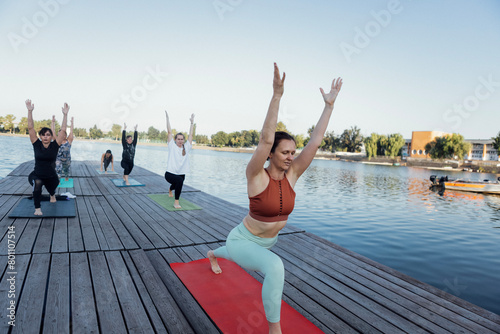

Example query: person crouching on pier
[164,111,195,209]
[101,149,114,173]
[25,99,70,216]
[207,63,342,334]
[121,123,138,185]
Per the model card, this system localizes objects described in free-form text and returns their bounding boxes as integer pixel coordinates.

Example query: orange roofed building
[409,131,450,158]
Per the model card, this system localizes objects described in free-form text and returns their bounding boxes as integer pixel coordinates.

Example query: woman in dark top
[101,149,114,173]
[121,123,138,185]
[26,99,69,216]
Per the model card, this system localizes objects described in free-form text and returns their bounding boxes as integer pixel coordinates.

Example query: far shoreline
[2,133,498,175]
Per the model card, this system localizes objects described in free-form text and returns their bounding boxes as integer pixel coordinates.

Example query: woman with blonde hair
[164,111,195,209]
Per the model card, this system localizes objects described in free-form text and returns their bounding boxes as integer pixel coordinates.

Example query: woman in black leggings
[164,111,194,209]
[121,123,138,185]
[26,99,69,216]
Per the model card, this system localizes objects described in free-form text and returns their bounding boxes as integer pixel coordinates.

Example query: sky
[0,0,499,140]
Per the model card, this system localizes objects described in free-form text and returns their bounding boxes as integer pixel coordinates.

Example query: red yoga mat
[171,258,324,333]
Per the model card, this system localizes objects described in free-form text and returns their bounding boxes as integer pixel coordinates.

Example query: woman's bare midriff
[243,214,287,238]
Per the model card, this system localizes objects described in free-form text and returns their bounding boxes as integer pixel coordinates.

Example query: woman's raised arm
[165,111,173,143]
[56,103,69,145]
[188,114,195,145]
[246,63,285,179]
[26,99,38,144]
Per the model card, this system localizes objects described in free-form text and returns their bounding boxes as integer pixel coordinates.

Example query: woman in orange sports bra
[208,63,342,334]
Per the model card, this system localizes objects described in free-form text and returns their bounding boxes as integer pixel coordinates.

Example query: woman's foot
[34,208,43,216]
[207,250,222,274]
[65,177,69,181]
[168,189,174,197]
[50,195,57,203]
[174,200,181,209]
[269,321,282,334]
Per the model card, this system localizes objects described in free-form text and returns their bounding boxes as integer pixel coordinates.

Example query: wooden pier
[0,161,499,333]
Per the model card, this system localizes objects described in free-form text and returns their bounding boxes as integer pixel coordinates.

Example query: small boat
[430,175,500,194]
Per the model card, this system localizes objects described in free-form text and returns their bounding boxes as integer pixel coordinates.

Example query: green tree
[160,130,168,142]
[276,121,288,132]
[322,131,340,152]
[89,125,104,139]
[110,124,122,140]
[425,133,471,159]
[293,134,305,149]
[147,126,160,140]
[492,132,500,155]
[194,134,209,144]
[0,116,4,131]
[340,126,363,152]
[377,135,388,156]
[386,133,406,158]
[3,114,16,133]
[18,117,28,134]
[228,131,243,147]
[34,119,52,133]
[73,127,88,137]
[364,133,379,159]
[211,131,229,147]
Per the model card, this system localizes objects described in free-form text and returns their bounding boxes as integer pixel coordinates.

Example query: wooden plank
[121,251,168,334]
[51,217,68,253]
[105,251,155,333]
[43,253,70,333]
[106,195,165,249]
[131,250,200,334]
[67,205,84,252]
[75,196,100,251]
[33,218,55,253]
[70,252,99,334]
[88,251,127,333]
[83,196,108,250]
[98,197,138,250]
[301,233,500,332]
[88,196,124,250]
[0,254,31,333]
[14,219,42,254]
[279,235,469,333]
[12,253,50,334]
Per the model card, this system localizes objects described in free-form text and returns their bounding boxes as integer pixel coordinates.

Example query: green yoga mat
[111,178,145,187]
[9,196,76,218]
[58,178,74,188]
[147,194,202,211]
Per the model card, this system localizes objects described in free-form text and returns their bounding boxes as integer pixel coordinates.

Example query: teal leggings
[213,222,284,323]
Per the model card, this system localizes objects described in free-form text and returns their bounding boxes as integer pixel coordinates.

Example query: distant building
[407,131,499,161]
[464,140,499,161]
[409,131,450,158]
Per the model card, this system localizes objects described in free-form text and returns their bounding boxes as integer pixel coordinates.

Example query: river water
[1,135,499,315]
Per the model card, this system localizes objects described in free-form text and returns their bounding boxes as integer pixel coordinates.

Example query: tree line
[2,113,499,159]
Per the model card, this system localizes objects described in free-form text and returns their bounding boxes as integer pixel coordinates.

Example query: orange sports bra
[249,169,296,222]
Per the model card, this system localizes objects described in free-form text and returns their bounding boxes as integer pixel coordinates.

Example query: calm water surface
[1,135,499,315]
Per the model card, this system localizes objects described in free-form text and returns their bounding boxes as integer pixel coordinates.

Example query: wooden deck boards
[0,160,498,333]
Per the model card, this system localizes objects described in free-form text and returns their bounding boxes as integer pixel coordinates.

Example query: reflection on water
[0,136,499,315]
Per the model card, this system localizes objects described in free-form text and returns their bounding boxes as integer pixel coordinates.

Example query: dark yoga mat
[9,196,76,218]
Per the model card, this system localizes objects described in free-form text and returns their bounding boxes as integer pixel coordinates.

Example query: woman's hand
[165,110,169,119]
[25,99,34,112]
[272,62,285,97]
[62,103,70,115]
[134,124,138,131]
[190,114,195,124]
[320,78,343,106]
[124,123,127,130]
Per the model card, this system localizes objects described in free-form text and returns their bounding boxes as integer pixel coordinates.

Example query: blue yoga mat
[111,178,145,187]
[96,169,118,175]
[58,178,74,188]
